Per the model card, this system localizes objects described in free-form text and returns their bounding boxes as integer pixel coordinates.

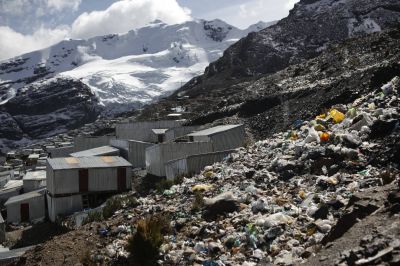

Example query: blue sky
[0,0,298,60]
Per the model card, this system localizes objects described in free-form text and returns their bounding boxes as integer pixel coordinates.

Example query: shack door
[79,169,89,193]
[117,167,126,191]
[20,203,29,222]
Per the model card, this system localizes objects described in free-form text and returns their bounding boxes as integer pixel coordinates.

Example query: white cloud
[0,26,69,61]
[202,0,299,29]
[0,0,82,16]
[47,0,82,11]
[71,0,192,39]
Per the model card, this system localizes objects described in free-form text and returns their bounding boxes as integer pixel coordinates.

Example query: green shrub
[127,215,171,266]
[192,191,205,211]
[80,249,96,266]
[124,195,139,208]
[102,196,124,219]
[155,179,175,194]
[82,211,103,225]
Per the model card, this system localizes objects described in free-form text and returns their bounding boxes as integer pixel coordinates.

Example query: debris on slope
[17,76,400,265]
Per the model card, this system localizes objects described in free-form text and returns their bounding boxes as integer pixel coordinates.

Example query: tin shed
[74,136,116,152]
[46,156,132,196]
[116,120,184,142]
[110,140,154,168]
[22,171,46,193]
[46,156,132,222]
[0,180,23,206]
[165,150,235,180]
[47,146,74,158]
[164,126,200,142]
[5,190,45,224]
[70,146,120,158]
[146,142,214,177]
[187,124,246,151]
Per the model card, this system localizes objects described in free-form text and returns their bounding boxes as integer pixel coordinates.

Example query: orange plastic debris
[320,132,330,142]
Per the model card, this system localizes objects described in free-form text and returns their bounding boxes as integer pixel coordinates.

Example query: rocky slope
[140,26,400,140]
[14,75,400,265]
[139,0,400,127]
[0,78,101,152]
[0,19,272,153]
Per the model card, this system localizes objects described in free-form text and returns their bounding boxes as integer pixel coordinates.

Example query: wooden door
[20,203,30,222]
[117,167,126,192]
[79,169,89,193]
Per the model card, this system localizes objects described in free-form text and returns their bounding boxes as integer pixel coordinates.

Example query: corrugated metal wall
[110,140,129,159]
[165,126,200,142]
[23,180,46,193]
[6,195,45,223]
[53,169,79,195]
[49,167,131,195]
[210,125,246,151]
[128,141,154,168]
[47,194,82,222]
[116,121,183,142]
[165,159,188,180]
[74,136,116,152]
[146,142,214,177]
[48,146,74,158]
[165,150,234,180]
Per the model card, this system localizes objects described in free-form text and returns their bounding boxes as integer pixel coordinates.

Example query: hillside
[0,19,271,153]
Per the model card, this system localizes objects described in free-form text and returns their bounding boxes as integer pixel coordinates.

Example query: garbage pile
[148,76,398,265]
[18,77,400,265]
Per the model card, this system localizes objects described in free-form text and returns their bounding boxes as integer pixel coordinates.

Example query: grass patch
[127,214,171,265]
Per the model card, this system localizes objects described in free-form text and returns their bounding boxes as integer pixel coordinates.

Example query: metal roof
[187,124,243,137]
[23,171,46,181]
[28,154,40,159]
[1,180,23,190]
[70,146,119,158]
[4,190,44,206]
[47,156,132,170]
[152,129,169,135]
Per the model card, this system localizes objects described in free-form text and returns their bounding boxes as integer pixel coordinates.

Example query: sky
[0,0,299,61]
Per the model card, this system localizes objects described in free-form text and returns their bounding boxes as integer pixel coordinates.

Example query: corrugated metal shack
[4,190,46,224]
[73,136,116,152]
[164,126,200,142]
[186,124,246,151]
[70,146,119,158]
[0,213,5,243]
[146,142,214,177]
[110,140,154,169]
[23,171,46,193]
[46,156,132,222]
[165,150,235,180]
[0,180,23,206]
[116,120,184,143]
[0,171,13,188]
[47,146,74,158]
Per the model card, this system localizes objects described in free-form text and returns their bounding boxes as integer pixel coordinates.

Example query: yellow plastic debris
[298,190,306,199]
[316,113,327,119]
[327,177,339,185]
[368,103,376,110]
[192,184,213,192]
[203,171,214,178]
[314,124,326,131]
[329,109,345,123]
[290,131,299,140]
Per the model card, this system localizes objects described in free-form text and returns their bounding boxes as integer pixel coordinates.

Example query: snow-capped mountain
[0,19,273,152]
[0,19,271,114]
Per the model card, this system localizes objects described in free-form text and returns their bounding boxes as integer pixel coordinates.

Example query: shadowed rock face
[139,27,400,139]
[171,0,400,98]
[0,78,101,141]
